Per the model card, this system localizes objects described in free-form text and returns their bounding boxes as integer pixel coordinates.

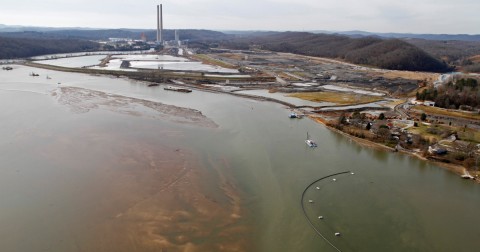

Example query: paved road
[394,100,409,119]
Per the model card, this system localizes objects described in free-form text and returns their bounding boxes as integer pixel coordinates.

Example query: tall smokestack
[156,4,164,44]
[156,5,160,43]
[160,4,163,44]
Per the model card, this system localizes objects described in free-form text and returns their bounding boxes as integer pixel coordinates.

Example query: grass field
[190,54,237,69]
[458,129,480,143]
[408,123,480,143]
[288,91,384,105]
[219,53,245,61]
[408,123,446,142]
[413,105,480,120]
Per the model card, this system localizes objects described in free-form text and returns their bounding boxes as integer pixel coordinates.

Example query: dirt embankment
[98,54,113,67]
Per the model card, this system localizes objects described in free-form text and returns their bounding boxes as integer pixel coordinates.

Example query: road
[394,100,410,119]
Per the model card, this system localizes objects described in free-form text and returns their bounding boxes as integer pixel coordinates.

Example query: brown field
[288,91,384,105]
[470,55,480,63]
[382,71,439,82]
[413,105,480,121]
[220,53,247,61]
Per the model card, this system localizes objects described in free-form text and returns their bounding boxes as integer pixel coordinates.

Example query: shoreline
[193,80,479,183]
[309,116,479,183]
[19,62,479,184]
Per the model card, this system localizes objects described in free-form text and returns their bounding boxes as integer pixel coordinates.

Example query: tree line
[406,38,480,73]
[416,78,480,109]
[0,36,100,59]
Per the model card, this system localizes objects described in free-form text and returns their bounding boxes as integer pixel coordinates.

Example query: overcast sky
[0,0,478,34]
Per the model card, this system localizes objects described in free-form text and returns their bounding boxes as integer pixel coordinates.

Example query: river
[0,65,479,251]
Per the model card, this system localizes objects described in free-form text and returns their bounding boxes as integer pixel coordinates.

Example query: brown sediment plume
[102,147,250,251]
[49,136,251,251]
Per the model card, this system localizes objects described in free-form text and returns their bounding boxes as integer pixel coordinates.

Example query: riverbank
[20,61,479,183]
[309,116,479,183]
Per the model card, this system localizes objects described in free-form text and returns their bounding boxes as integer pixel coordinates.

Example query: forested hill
[0,37,100,59]
[0,29,230,42]
[0,29,229,59]
[221,32,451,72]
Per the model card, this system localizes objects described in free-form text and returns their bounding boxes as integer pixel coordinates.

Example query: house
[423,101,435,107]
[428,146,447,155]
[409,99,424,105]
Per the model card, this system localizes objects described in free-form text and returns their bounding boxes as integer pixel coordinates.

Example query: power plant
[155,4,181,48]
[156,4,163,45]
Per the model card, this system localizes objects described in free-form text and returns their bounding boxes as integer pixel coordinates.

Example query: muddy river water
[0,65,479,252]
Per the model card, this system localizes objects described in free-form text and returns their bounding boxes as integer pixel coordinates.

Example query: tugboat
[305,132,317,148]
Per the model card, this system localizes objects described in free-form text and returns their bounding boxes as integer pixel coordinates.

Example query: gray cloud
[0,0,478,34]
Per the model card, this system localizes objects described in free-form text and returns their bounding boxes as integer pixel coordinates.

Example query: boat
[305,132,317,148]
[30,72,39,77]
[289,112,303,119]
[148,83,159,87]
[461,175,475,180]
[461,170,475,180]
[164,86,192,93]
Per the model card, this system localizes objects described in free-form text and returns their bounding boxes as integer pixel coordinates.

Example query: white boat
[289,112,303,119]
[461,171,475,180]
[305,132,317,148]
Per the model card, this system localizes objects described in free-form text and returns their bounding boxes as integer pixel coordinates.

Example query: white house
[423,101,435,107]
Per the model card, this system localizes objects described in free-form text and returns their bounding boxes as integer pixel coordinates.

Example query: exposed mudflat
[52,86,218,128]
